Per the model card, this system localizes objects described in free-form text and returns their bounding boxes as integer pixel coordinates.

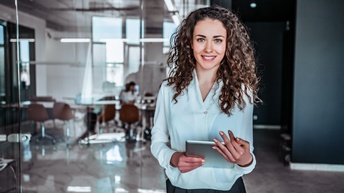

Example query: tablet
[185,140,235,168]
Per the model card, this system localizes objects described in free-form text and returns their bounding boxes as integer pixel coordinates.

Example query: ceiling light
[250,2,257,8]
[10,38,35,42]
[67,186,91,192]
[99,38,129,43]
[164,0,180,26]
[164,0,175,11]
[139,38,169,43]
[172,14,180,26]
[60,38,90,43]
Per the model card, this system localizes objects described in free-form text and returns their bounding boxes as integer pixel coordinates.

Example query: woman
[119,81,139,104]
[150,5,261,193]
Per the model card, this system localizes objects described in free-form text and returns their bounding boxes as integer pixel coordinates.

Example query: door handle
[5,133,31,143]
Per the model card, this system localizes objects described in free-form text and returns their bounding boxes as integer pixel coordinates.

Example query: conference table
[21,97,155,145]
[75,98,156,145]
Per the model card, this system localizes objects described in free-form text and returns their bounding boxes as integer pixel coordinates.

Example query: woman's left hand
[213,130,253,167]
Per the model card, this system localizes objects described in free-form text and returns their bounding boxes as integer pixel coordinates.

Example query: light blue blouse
[150,71,256,190]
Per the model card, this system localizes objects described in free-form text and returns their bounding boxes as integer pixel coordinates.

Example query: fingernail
[214,138,218,143]
[236,137,240,142]
[219,131,224,135]
[202,159,205,164]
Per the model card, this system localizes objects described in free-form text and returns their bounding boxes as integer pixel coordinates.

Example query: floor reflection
[2,127,344,193]
[20,139,166,193]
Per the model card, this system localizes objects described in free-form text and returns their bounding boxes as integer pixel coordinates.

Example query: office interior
[0,0,343,192]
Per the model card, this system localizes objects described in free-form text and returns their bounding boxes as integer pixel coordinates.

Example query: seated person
[119,81,139,104]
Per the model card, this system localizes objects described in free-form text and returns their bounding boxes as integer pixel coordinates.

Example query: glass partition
[0,0,209,192]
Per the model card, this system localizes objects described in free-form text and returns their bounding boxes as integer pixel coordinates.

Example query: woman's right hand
[170,152,204,173]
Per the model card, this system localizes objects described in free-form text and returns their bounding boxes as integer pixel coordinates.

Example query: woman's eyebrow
[195,34,225,38]
[195,34,206,38]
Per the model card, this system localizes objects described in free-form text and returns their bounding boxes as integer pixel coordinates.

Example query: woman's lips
[202,55,216,61]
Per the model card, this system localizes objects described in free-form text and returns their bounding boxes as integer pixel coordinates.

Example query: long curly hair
[166,5,261,114]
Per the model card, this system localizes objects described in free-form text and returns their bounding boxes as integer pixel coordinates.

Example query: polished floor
[1,120,344,193]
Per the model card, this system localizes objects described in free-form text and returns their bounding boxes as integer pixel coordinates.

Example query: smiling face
[192,18,227,73]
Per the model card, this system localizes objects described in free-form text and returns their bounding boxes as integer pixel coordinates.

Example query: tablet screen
[185,140,235,168]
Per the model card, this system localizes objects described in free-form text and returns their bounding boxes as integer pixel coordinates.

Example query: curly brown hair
[166,5,261,114]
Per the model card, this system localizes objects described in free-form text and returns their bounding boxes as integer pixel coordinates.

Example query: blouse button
[204,111,208,114]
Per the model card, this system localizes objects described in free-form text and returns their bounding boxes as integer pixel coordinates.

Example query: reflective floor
[19,141,166,193]
[1,122,344,193]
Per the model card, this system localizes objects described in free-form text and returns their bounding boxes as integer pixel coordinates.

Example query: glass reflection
[0,0,209,192]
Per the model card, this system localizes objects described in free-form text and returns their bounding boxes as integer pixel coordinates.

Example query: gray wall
[292,0,344,164]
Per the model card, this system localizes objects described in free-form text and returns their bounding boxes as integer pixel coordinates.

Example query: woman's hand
[213,130,253,167]
[170,152,204,173]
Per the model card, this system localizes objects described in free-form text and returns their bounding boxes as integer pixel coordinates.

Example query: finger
[219,131,230,142]
[178,156,204,173]
[231,139,245,156]
[180,155,204,165]
[236,137,250,149]
[179,161,204,168]
[214,138,236,162]
[226,131,245,155]
[179,163,203,173]
[227,130,236,142]
[219,132,242,160]
[227,130,241,148]
[184,157,204,164]
[212,146,231,163]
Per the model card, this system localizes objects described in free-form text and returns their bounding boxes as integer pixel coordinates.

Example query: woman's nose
[205,42,213,53]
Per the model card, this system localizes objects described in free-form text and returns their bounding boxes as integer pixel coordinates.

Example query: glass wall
[0,0,208,192]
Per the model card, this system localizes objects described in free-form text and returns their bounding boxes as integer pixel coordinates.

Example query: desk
[21,101,84,110]
[75,100,121,145]
[76,100,155,144]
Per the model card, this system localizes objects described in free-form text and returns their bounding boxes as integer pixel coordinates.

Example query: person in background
[150,5,261,193]
[119,81,139,104]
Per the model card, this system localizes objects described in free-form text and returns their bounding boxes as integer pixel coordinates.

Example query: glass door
[0,0,208,192]
[0,19,31,192]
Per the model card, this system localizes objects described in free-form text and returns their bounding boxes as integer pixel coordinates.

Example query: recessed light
[250,3,257,8]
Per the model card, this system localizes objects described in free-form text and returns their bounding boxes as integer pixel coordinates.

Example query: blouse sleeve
[234,90,256,174]
[150,83,176,169]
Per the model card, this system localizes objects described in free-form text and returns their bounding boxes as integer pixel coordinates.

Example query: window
[92,17,122,42]
[19,40,30,86]
[163,22,177,54]
[92,17,124,86]
[126,19,142,45]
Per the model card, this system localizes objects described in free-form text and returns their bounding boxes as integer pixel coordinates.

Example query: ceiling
[0,0,208,33]
[0,0,295,33]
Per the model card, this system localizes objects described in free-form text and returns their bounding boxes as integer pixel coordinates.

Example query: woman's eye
[214,39,223,43]
[197,38,205,42]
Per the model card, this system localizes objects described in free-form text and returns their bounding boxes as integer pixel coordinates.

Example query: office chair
[53,102,74,145]
[97,104,116,134]
[119,103,140,142]
[27,103,56,144]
